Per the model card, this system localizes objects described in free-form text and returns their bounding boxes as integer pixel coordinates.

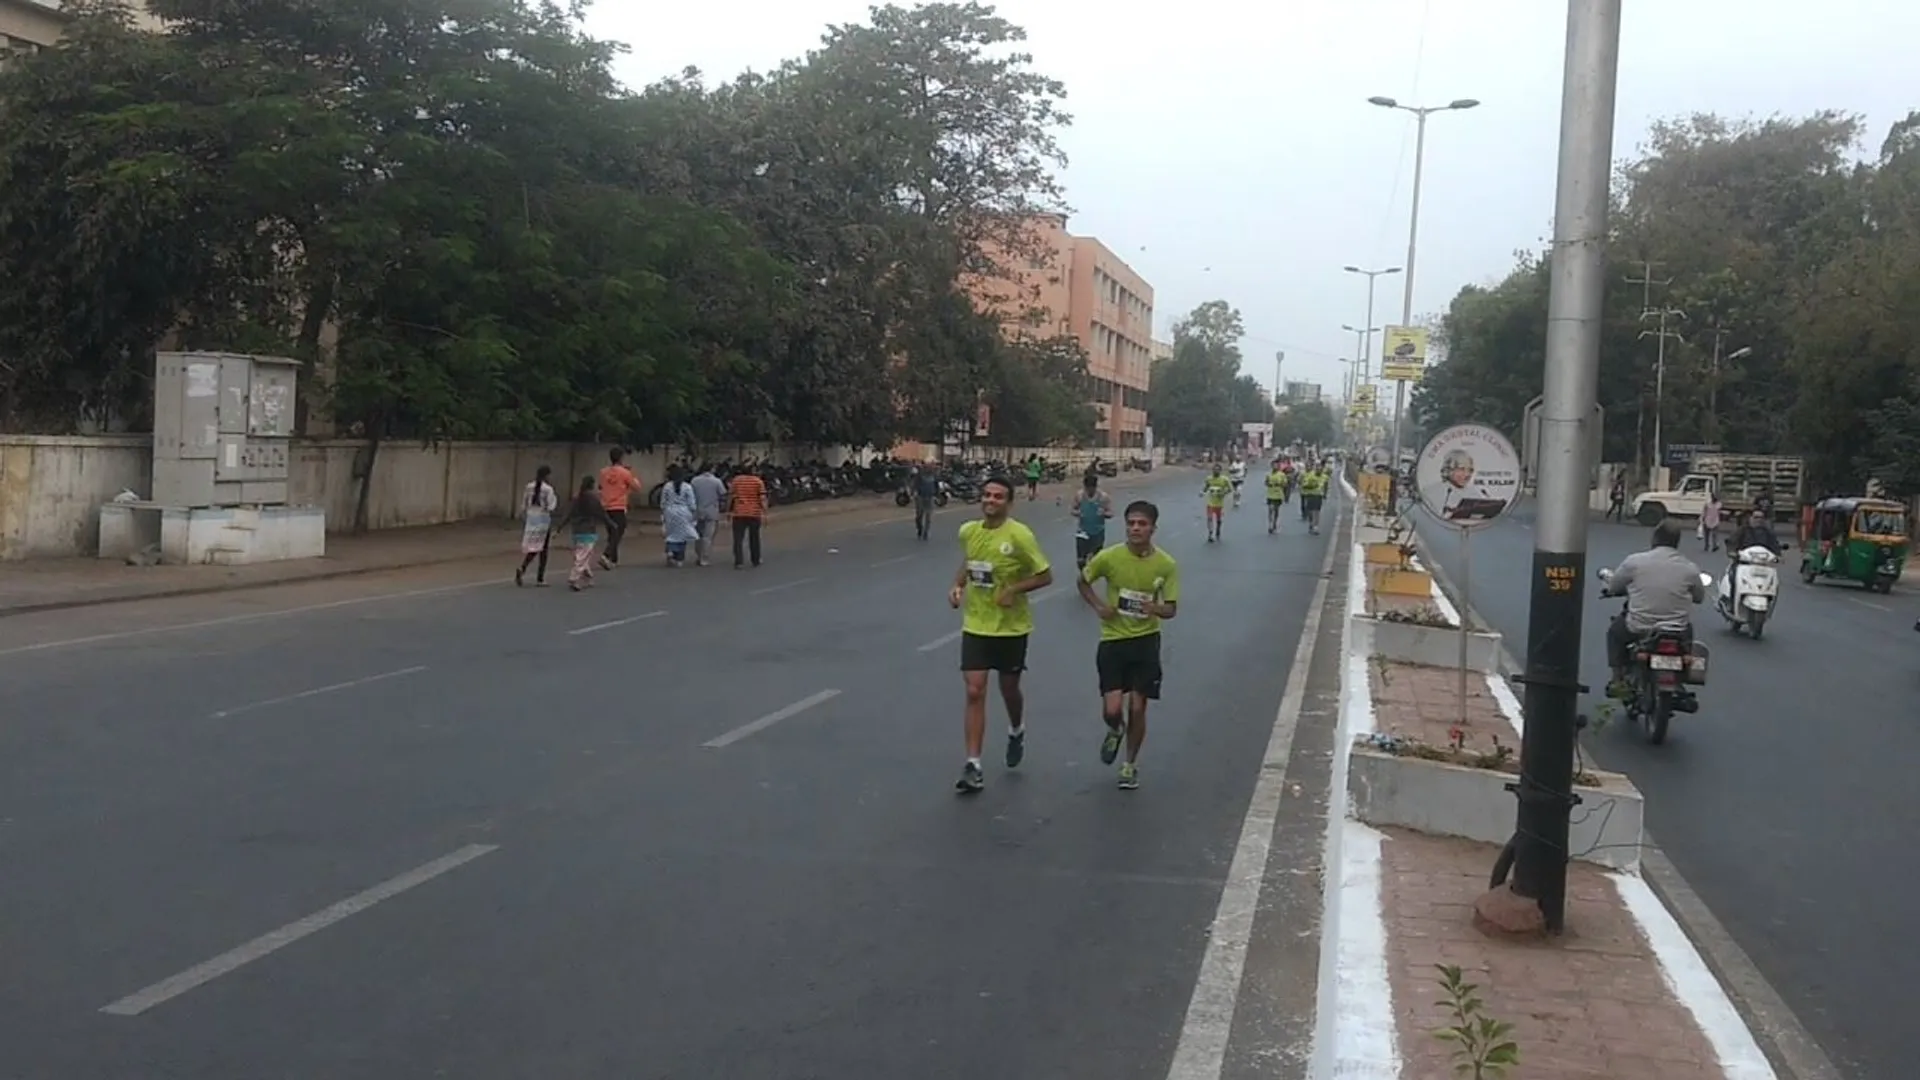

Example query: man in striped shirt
[727,465,769,569]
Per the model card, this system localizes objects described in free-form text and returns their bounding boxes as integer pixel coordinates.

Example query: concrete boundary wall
[0,436,1172,560]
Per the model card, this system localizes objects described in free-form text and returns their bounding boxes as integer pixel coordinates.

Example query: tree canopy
[0,0,1097,454]
[1411,109,1920,494]
[1144,300,1273,450]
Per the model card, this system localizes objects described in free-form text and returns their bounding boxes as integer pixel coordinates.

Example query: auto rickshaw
[1799,496,1910,593]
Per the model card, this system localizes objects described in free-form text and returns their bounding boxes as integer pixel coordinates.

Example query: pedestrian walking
[1076,500,1179,790]
[1700,494,1722,552]
[690,463,727,566]
[597,447,644,569]
[728,464,768,568]
[911,464,941,540]
[948,475,1052,794]
[1608,472,1627,523]
[658,465,699,568]
[515,464,557,587]
[555,476,612,591]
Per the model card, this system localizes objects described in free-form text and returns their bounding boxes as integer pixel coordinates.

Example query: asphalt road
[0,471,1341,1080]
[1416,508,1920,1080]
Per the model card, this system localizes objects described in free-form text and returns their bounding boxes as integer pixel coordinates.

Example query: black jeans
[1606,612,1634,671]
[603,509,630,564]
[517,533,550,582]
[732,516,762,567]
[914,496,935,537]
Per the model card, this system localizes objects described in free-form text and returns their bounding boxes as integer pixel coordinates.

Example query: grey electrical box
[152,352,300,507]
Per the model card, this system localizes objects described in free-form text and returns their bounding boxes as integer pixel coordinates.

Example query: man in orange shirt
[596,447,644,568]
[727,464,768,569]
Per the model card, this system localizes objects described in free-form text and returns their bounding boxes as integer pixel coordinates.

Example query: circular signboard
[1415,424,1521,529]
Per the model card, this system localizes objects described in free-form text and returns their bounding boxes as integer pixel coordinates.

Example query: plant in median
[1431,964,1519,1078]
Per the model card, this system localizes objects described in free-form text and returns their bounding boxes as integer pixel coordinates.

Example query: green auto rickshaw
[1800,497,1909,593]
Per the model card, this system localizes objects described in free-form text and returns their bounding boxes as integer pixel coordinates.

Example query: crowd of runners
[510,445,1333,793]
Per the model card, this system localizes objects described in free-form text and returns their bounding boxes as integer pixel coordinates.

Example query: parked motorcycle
[1715,545,1780,639]
[1598,568,1711,745]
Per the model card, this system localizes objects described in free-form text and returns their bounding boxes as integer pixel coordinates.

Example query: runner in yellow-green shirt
[1264,458,1290,535]
[1076,499,1179,790]
[946,474,1053,793]
[1201,463,1233,543]
[1298,463,1330,535]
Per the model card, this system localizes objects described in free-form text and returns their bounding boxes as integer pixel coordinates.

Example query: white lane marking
[913,588,1070,653]
[100,844,498,1016]
[1611,872,1780,1080]
[869,554,917,568]
[210,665,429,719]
[702,689,841,748]
[750,576,819,596]
[567,609,667,636]
[0,579,499,659]
[917,628,963,653]
[1165,498,1341,1080]
[1847,596,1891,612]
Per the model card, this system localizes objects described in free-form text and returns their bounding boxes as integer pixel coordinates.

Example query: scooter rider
[1727,509,1783,555]
[1602,519,1706,698]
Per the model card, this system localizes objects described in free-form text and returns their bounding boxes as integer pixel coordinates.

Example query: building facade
[2,0,160,61]
[0,0,62,60]
[970,215,1155,449]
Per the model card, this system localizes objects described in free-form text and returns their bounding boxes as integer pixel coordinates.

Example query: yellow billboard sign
[1380,325,1427,382]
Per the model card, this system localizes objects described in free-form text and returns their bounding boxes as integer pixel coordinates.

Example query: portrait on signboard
[1415,425,1521,528]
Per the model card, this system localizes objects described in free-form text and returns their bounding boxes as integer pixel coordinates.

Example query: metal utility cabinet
[100,351,323,566]
[151,352,300,507]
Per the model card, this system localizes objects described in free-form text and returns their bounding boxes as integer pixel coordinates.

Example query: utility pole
[1497,0,1622,935]
[1622,261,1675,484]
[1638,309,1687,481]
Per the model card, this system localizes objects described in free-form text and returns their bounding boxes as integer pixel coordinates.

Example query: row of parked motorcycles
[644,459,909,509]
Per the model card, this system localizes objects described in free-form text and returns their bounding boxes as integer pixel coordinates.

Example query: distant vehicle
[1631,454,1804,525]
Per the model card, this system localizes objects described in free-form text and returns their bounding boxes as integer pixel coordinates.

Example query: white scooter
[1715,545,1780,639]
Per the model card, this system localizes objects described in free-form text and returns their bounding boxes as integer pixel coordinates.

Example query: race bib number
[1117,588,1153,618]
[967,560,995,588]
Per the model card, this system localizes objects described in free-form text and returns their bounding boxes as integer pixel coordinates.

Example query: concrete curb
[1406,510,1845,1080]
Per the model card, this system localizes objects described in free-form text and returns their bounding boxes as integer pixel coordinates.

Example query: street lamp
[1341,321,1383,391]
[1341,265,1400,436]
[1368,95,1479,489]
[1708,340,1753,442]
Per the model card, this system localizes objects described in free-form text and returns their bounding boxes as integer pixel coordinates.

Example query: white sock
[966,756,981,768]
[1009,725,1024,738]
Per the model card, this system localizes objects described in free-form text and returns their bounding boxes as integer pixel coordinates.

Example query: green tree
[1275,399,1337,447]
[1146,300,1249,449]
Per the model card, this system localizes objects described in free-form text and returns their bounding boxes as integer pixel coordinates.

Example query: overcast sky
[593,1,1920,400]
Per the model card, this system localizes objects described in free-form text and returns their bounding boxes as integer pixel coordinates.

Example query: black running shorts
[960,631,1030,673]
[1096,634,1163,699]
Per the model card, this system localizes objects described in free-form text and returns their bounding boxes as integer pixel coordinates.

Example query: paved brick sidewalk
[0,471,1161,617]
[1380,828,1728,1079]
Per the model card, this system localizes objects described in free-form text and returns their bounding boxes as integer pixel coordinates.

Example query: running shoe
[1006,730,1026,768]
[1100,726,1122,766]
[955,761,985,793]
[1117,763,1139,790]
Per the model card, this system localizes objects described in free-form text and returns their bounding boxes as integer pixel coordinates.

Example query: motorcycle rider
[1602,519,1706,699]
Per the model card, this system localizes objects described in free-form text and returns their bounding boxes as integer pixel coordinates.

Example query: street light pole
[1342,263,1401,437]
[1706,327,1751,443]
[1492,0,1622,935]
[1366,96,1479,493]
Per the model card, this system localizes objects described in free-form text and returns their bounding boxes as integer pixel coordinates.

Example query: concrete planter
[1346,746,1645,871]
[1364,542,1409,567]
[1370,567,1433,597]
[1350,615,1504,672]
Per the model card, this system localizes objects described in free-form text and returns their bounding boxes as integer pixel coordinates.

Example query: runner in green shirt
[1264,459,1290,534]
[1299,464,1330,535]
[947,475,1052,793]
[1023,455,1043,501]
[1201,463,1233,543]
[1077,499,1179,790]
